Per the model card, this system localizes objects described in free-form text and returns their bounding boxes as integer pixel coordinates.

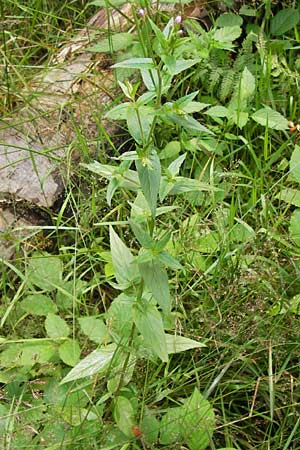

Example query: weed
[1,1,300,449]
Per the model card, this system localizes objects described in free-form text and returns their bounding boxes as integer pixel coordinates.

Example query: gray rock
[0,126,64,207]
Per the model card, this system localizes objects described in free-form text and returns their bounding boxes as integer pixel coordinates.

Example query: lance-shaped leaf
[61,344,116,384]
[112,58,155,70]
[82,161,140,191]
[165,334,206,354]
[133,303,168,362]
[129,219,154,249]
[166,114,213,134]
[136,150,161,217]
[109,226,139,287]
[126,105,155,145]
[139,260,171,313]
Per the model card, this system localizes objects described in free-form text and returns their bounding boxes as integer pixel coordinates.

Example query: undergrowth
[1,0,300,449]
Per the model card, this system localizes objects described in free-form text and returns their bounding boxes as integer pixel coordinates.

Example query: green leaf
[136,150,161,217]
[127,105,155,145]
[59,340,81,366]
[87,33,133,53]
[113,396,135,438]
[160,141,181,160]
[1,342,56,368]
[105,102,130,120]
[182,389,215,450]
[56,280,87,311]
[165,334,206,354]
[61,344,116,384]
[141,412,160,445]
[147,17,167,49]
[112,58,155,69]
[109,226,139,287]
[89,0,126,6]
[168,59,199,76]
[27,253,63,291]
[214,26,242,43]
[19,343,57,367]
[289,295,300,314]
[45,313,70,338]
[252,107,288,130]
[270,295,300,316]
[216,13,243,28]
[229,111,249,128]
[139,260,170,313]
[157,251,183,270]
[82,160,140,191]
[181,102,210,114]
[106,293,134,339]
[205,105,229,118]
[239,6,256,16]
[20,294,57,316]
[166,114,213,134]
[129,219,154,248]
[239,66,255,101]
[289,209,300,246]
[133,303,168,362]
[78,317,107,344]
[158,0,193,2]
[141,68,159,91]
[106,177,120,206]
[276,188,300,207]
[270,8,300,36]
[197,231,219,253]
[167,153,186,177]
[289,145,300,183]
[169,177,218,195]
[107,351,136,393]
[160,407,184,445]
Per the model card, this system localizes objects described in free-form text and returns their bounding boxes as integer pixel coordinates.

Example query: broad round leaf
[87,33,134,54]
[252,107,288,130]
[45,314,70,339]
[113,396,135,438]
[289,145,300,183]
[59,340,81,367]
[20,294,57,316]
[289,209,300,246]
[182,389,215,450]
[78,317,107,344]
[27,253,63,291]
[270,8,300,36]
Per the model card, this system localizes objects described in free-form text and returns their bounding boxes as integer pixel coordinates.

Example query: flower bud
[174,15,182,24]
[138,8,145,18]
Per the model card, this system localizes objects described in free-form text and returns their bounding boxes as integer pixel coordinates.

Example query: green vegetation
[1,0,300,448]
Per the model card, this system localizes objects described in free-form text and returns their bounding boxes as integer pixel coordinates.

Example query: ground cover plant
[1,0,300,448]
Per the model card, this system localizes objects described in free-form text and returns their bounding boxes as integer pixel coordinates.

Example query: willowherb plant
[64,12,220,448]
[62,7,292,447]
